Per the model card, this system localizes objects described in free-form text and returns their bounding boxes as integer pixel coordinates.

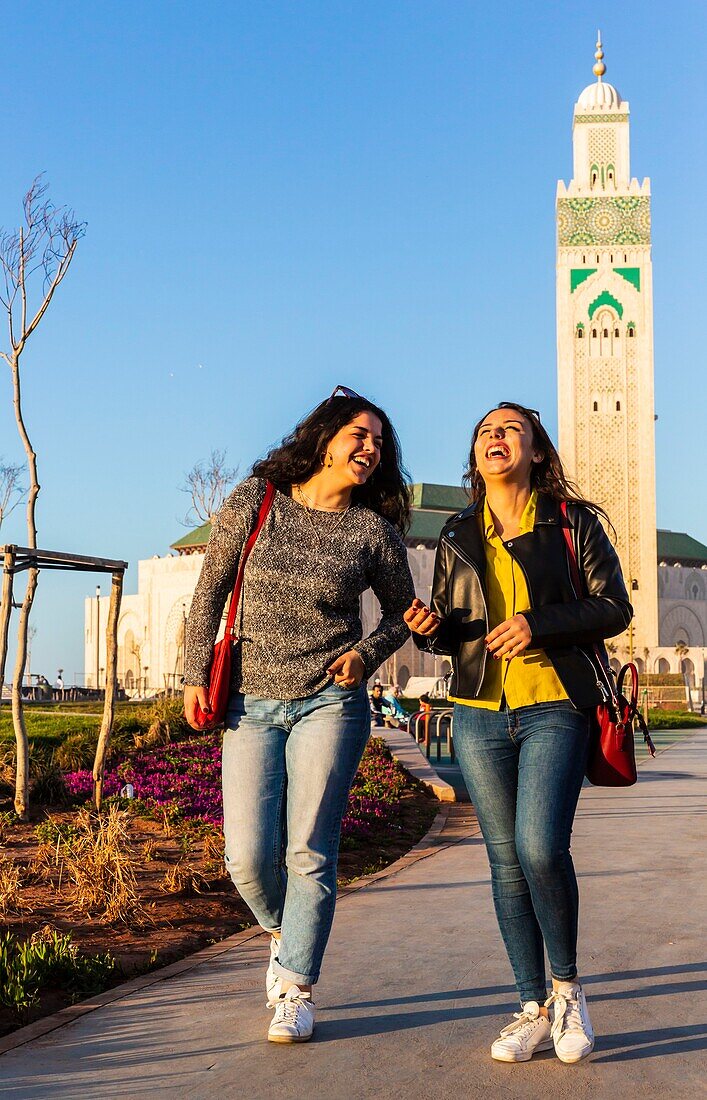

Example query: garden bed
[0,728,437,1038]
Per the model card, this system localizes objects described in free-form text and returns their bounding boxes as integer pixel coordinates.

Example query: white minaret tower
[556,33,658,653]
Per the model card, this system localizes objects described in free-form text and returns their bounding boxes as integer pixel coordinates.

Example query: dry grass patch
[26,842,57,884]
[202,831,224,864]
[0,856,30,915]
[141,839,157,861]
[0,811,16,846]
[43,806,149,925]
[160,861,207,896]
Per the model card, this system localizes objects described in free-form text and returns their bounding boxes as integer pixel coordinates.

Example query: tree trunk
[11,566,38,818]
[0,548,15,698]
[93,569,123,810]
[10,351,40,819]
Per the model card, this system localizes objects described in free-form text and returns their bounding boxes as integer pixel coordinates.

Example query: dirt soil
[0,786,438,1038]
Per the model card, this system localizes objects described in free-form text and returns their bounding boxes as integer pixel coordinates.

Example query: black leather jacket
[415,493,633,709]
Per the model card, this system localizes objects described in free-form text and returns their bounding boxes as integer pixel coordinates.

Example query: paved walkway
[2,732,705,1099]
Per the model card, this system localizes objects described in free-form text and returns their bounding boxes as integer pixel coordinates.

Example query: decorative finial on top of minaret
[593,30,606,80]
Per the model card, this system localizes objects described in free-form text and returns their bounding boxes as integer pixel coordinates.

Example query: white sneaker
[491,1001,553,1063]
[267,986,316,1043]
[265,936,282,1004]
[546,982,595,1063]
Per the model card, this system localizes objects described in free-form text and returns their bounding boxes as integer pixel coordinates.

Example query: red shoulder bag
[192,480,276,730]
[559,501,655,786]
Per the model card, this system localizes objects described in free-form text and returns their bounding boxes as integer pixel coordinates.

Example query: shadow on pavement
[322,962,707,1040]
[593,1022,707,1062]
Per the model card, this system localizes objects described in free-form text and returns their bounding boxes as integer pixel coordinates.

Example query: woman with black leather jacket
[405,402,631,1067]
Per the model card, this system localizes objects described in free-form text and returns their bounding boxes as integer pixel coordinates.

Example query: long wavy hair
[462,401,614,531]
[251,395,412,534]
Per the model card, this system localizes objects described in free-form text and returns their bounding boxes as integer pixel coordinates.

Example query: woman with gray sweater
[184,387,414,1044]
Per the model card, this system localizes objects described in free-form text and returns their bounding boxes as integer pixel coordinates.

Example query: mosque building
[85,38,706,701]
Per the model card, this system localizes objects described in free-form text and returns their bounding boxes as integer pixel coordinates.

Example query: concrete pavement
[1,731,705,1099]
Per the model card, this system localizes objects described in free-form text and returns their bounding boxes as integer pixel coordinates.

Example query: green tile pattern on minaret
[557,196,651,245]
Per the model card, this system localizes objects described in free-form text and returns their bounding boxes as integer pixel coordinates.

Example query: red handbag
[559,501,656,786]
[192,480,276,730]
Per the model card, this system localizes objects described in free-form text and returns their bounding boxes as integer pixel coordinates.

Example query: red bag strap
[617,662,639,709]
[224,480,276,640]
[617,662,656,754]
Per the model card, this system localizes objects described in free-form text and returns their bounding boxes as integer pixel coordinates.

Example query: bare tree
[0,458,25,530]
[181,449,237,526]
[0,176,85,817]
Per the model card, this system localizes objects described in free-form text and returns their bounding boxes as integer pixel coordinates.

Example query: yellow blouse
[450,491,568,710]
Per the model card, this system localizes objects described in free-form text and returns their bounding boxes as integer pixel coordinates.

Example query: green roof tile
[657,529,707,566]
[407,510,453,544]
[171,521,212,550]
[410,483,468,511]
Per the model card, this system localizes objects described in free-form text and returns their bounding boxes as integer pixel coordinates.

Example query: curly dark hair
[462,401,614,532]
[251,394,412,534]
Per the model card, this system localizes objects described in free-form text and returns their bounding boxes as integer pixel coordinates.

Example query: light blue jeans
[222,680,370,986]
[452,700,590,1005]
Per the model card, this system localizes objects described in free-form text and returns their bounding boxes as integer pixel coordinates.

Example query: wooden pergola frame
[0,544,128,809]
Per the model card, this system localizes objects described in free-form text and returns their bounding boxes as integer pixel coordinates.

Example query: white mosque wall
[85,553,202,695]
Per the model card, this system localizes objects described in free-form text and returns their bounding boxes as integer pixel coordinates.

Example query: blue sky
[0,1,705,683]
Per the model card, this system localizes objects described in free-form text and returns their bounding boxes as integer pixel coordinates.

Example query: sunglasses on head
[497,401,541,421]
[328,385,361,402]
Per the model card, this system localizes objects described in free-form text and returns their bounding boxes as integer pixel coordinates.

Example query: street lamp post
[628,578,639,662]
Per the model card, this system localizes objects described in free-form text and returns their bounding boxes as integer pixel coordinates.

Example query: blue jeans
[222,681,370,986]
[452,700,590,1005]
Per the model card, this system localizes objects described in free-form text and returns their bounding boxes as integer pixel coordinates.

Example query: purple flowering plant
[64,735,414,845]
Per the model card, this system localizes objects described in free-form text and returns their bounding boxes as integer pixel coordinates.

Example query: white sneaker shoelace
[499,1006,543,1040]
[273,998,302,1026]
[547,991,581,1041]
[268,986,315,1042]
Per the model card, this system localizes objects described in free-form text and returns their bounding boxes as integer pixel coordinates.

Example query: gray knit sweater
[184,477,415,700]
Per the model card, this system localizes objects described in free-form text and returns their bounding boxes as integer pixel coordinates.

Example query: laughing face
[326,411,383,488]
[473,408,543,486]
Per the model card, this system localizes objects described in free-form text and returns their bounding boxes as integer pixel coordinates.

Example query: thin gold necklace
[296,484,350,513]
[294,484,351,548]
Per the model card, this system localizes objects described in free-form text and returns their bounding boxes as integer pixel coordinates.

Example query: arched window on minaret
[596,308,618,356]
[627,322,636,338]
[590,164,599,189]
[607,164,616,188]
[576,322,585,339]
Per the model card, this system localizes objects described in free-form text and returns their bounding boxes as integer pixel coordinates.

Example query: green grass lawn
[0,709,102,751]
[0,700,179,758]
[646,709,705,730]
